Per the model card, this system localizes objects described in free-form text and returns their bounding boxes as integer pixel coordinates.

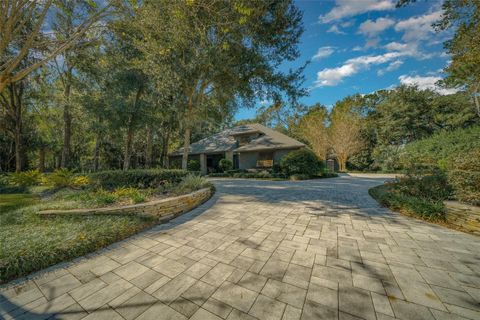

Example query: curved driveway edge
[1,175,479,320]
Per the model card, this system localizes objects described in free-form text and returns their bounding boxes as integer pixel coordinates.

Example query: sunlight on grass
[0,194,39,213]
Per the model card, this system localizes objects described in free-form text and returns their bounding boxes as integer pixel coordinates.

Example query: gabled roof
[170,123,304,155]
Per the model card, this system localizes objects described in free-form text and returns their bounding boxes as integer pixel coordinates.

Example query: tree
[435,0,480,117]
[329,97,364,172]
[133,0,305,169]
[296,104,329,160]
[0,81,26,172]
[0,0,112,93]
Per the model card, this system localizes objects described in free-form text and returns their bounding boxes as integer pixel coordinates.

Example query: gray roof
[170,123,304,155]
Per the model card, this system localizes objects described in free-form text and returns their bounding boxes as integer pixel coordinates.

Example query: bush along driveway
[1,175,480,320]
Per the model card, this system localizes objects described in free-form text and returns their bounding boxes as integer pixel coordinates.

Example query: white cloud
[358,17,395,37]
[384,41,434,59]
[320,0,395,23]
[315,51,405,87]
[312,46,335,60]
[398,75,457,95]
[377,60,403,76]
[394,10,442,42]
[327,25,346,35]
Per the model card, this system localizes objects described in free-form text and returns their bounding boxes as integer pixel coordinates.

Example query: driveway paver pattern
[1,175,480,320]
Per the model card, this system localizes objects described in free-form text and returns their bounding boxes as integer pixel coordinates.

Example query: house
[169,123,305,174]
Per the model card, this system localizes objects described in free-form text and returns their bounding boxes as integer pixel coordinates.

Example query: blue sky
[235,0,452,120]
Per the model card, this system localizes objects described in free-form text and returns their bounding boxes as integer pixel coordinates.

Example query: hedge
[401,125,480,169]
[89,169,193,189]
[280,149,323,177]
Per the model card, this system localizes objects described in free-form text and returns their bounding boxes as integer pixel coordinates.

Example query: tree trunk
[338,156,347,172]
[38,147,45,172]
[122,85,143,171]
[145,125,153,168]
[14,119,22,172]
[123,115,134,171]
[181,126,191,170]
[9,83,23,172]
[61,79,72,168]
[93,132,101,172]
[181,79,206,170]
[161,130,170,168]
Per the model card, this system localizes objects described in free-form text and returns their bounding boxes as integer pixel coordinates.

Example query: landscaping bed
[0,169,212,283]
[208,149,338,180]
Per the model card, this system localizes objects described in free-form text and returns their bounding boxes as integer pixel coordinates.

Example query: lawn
[0,193,39,212]
[0,192,156,283]
[0,170,214,283]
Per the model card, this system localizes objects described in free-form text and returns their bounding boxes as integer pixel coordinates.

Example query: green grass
[0,193,39,212]
[0,193,156,283]
[369,184,446,221]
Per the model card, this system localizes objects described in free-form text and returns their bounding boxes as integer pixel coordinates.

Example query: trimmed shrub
[448,149,480,206]
[89,169,191,189]
[187,160,201,171]
[280,149,323,176]
[219,159,233,172]
[208,172,230,177]
[8,170,43,187]
[401,126,480,169]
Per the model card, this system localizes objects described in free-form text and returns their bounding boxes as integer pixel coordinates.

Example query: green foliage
[0,175,27,194]
[219,159,233,172]
[401,126,480,169]
[0,194,39,213]
[47,168,90,189]
[280,149,322,176]
[175,175,212,194]
[208,172,230,177]
[395,170,453,202]
[369,185,446,221]
[448,149,480,205]
[372,145,404,172]
[89,169,190,189]
[8,170,43,187]
[187,160,201,171]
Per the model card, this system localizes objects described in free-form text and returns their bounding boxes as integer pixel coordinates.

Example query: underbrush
[369,184,445,221]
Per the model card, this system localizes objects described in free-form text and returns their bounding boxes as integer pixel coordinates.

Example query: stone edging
[445,201,480,234]
[38,188,213,222]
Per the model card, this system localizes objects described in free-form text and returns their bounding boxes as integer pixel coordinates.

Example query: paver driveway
[1,175,480,320]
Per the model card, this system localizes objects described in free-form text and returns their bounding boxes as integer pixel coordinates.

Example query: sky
[235,0,452,120]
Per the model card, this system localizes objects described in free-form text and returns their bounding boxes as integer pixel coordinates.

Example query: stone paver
[1,175,480,320]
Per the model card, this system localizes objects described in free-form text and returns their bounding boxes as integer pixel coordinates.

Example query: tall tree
[296,104,329,160]
[134,0,305,169]
[329,97,364,172]
[0,0,111,93]
[435,0,480,117]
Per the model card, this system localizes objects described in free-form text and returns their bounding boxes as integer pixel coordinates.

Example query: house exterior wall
[238,152,258,170]
[238,147,303,169]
